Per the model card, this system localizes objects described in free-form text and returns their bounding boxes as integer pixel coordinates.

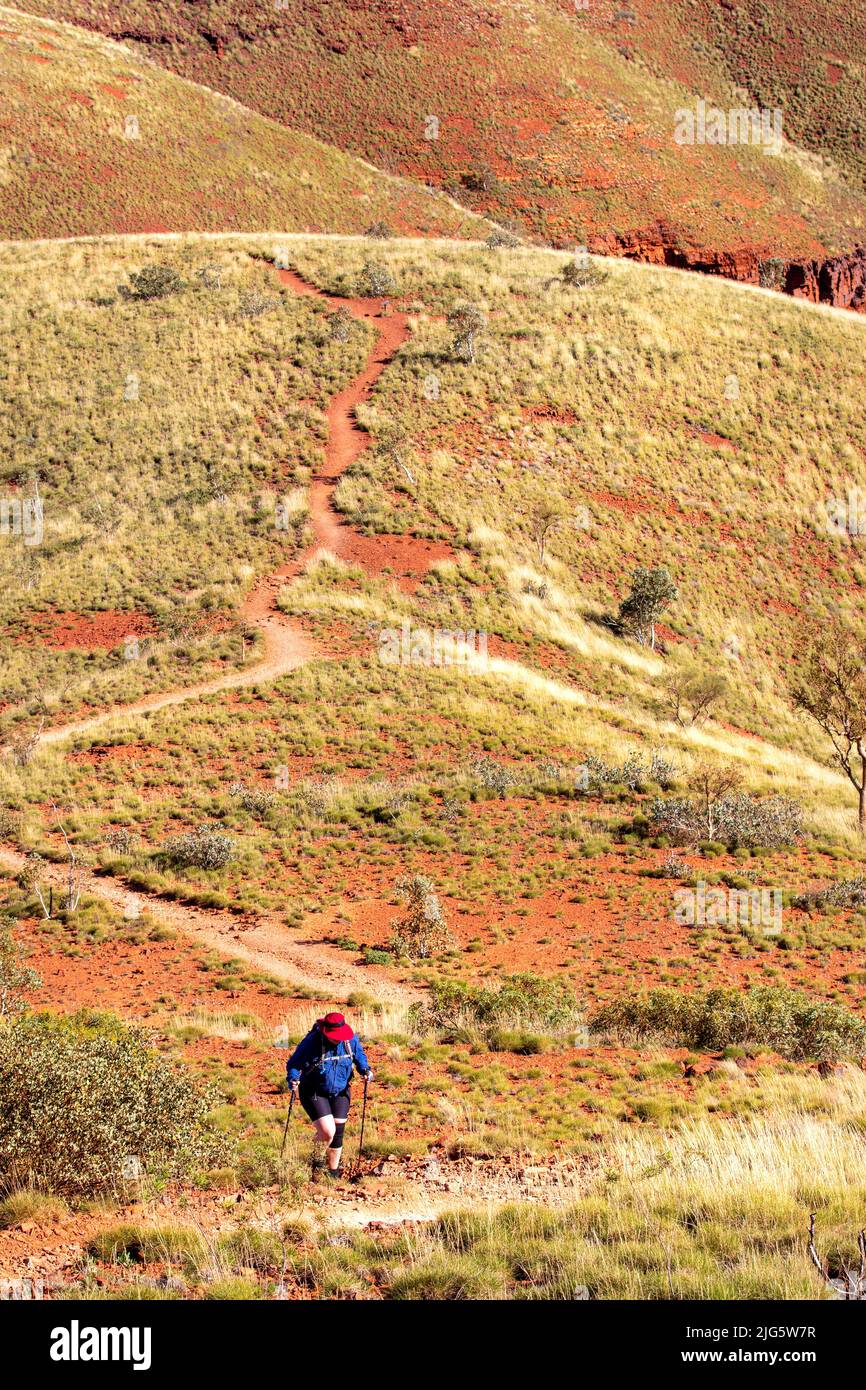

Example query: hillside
[16,0,866,294]
[0,7,491,239]
[3,231,866,991]
[3,234,866,1301]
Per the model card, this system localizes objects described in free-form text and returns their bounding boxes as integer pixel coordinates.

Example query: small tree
[531,502,562,566]
[364,221,391,239]
[793,625,866,833]
[447,303,485,363]
[0,921,41,1016]
[686,760,742,841]
[666,663,727,727]
[391,874,453,959]
[561,258,607,290]
[618,566,677,649]
[486,226,519,250]
[118,264,185,301]
[54,808,82,913]
[758,258,786,291]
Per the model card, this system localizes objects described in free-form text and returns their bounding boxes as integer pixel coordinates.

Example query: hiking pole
[280,1089,295,1159]
[353,1074,370,1180]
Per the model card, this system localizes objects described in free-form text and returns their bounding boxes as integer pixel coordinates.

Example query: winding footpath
[1,265,420,1002]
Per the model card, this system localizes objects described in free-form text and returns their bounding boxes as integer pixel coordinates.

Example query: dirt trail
[24,266,416,752]
[0,1152,585,1286]
[0,842,415,1003]
[1,264,424,1001]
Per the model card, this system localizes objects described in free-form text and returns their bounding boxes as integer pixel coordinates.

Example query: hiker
[286,1012,373,1179]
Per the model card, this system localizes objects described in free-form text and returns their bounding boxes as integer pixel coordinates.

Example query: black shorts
[299,1083,351,1123]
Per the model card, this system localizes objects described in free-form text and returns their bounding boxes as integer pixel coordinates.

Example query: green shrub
[390,874,452,959]
[0,1012,229,1197]
[649,795,802,849]
[363,947,393,966]
[159,825,235,871]
[795,877,866,913]
[118,264,185,300]
[358,260,395,296]
[0,921,40,1016]
[592,987,866,1062]
[413,973,580,1044]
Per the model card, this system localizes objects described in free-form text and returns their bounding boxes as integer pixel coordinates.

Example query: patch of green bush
[413,973,580,1045]
[0,1012,229,1197]
[592,987,866,1062]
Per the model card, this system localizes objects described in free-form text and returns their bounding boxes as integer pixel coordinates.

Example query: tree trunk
[860,780,866,834]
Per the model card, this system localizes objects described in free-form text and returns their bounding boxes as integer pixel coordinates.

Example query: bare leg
[312,1115,335,1167]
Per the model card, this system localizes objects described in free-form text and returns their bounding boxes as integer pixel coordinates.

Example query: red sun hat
[318,1011,354,1042]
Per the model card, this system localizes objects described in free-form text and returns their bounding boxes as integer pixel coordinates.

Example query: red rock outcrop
[785,247,866,312]
[585,226,866,313]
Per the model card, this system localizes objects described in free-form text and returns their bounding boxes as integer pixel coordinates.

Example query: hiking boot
[325,1166,343,1181]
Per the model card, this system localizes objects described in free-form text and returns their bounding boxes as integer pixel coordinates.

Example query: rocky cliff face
[587,227,866,313]
[784,247,866,312]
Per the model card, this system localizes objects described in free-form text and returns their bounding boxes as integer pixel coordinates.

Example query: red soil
[686,425,739,452]
[24,611,157,650]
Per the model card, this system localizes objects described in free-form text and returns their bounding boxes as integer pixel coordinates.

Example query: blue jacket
[286,1027,370,1095]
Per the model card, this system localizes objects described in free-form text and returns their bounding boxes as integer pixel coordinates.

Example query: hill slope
[16,0,866,291]
[4,236,866,1301]
[2,232,866,1009]
[0,7,491,239]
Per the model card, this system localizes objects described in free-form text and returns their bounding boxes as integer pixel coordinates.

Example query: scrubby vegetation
[412,972,581,1049]
[22,0,866,260]
[0,9,491,242]
[0,1011,227,1196]
[3,226,866,1304]
[593,987,866,1062]
[649,791,804,849]
[160,825,236,872]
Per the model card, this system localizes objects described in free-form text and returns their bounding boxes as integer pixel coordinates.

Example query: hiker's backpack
[310,1035,355,1095]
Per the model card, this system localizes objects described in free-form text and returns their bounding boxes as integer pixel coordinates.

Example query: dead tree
[19,851,51,919]
[8,718,44,768]
[52,805,82,913]
[532,502,562,567]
